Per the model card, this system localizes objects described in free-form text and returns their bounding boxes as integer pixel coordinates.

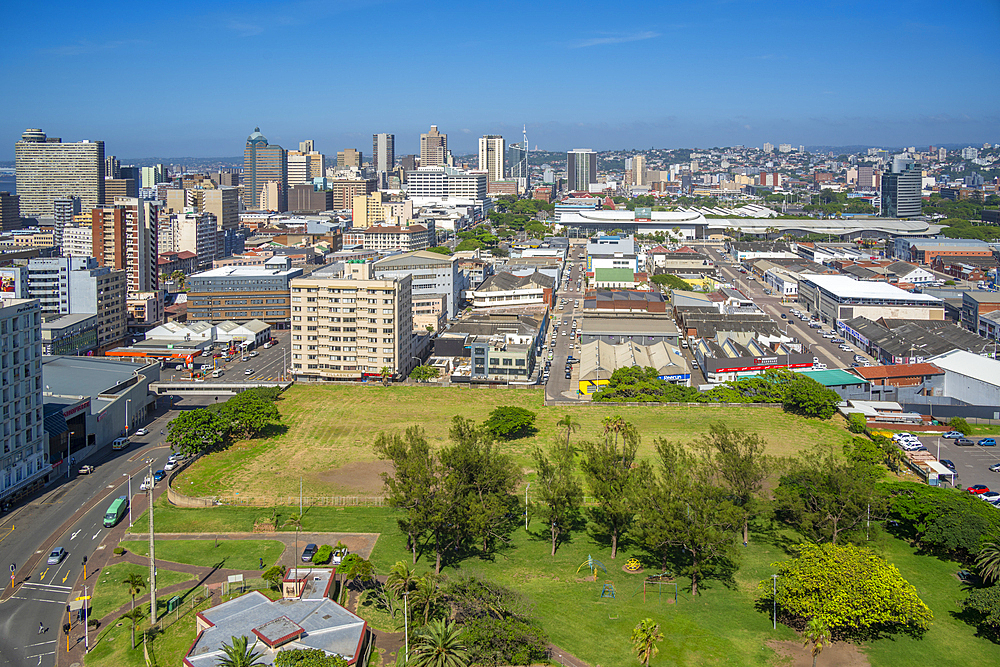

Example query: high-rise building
[299,140,315,153]
[406,167,488,200]
[243,127,287,211]
[763,142,774,153]
[352,191,388,227]
[289,261,414,381]
[159,209,221,269]
[881,157,921,218]
[632,155,646,186]
[0,298,46,505]
[372,133,395,175]
[165,186,239,231]
[478,135,505,184]
[104,178,138,200]
[327,177,377,209]
[778,144,792,153]
[337,149,362,169]
[186,256,301,325]
[61,224,92,257]
[0,192,21,231]
[15,128,104,218]
[105,155,120,179]
[140,164,167,189]
[420,125,448,167]
[288,154,313,186]
[567,149,597,192]
[52,196,80,246]
[938,147,947,161]
[856,165,876,191]
[961,147,979,160]
[90,197,159,293]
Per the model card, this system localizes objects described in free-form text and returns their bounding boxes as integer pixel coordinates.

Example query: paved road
[0,395,225,667]
[545,244,587,401]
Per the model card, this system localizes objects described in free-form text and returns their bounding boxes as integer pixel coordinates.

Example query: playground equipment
[600,581,616,599]
[632,571,678,604]
[576,554,608,581]
[623,557,643,573]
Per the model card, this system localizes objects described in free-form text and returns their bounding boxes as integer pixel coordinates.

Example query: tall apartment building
[105,156,120,179]
[61,224,92,257]
[104,178,138,201]
[478,135,505,183]
[0,299,46,505]
[289,261,414,381]
[373,250,464,320]
[90,197,158,294]
[186,256,302,326]
[352,191,388,226]
[329,178,376,209]
[25,257,126,350]
[140,164,167,189]
[159,210,221,269]
[632,155,646,186]
[882,157,922,218]
[420,125,448,167]
[287,154,313,186]
[0,192,20,232]
[406,167,487,200]
[288,140,325,180]
[15,128,104,218]
[567,149,597,192]
[938,147,947,161]
[337,149,362,169]
[165,186,239,231]
[372,133,395,174]
[763,142,774,152]
[243,127,287,211]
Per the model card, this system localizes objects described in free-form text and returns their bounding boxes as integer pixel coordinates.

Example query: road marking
[93,531,101,540]
[23,641,56,648]
[39,567,49,580]
[9,596,65,604]
[62,572,69,583]
[20,581,71,591]
[70,529,81,540]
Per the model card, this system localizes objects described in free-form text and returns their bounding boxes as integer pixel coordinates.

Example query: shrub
[113,547,125,556]
[482,406,537,440]
[847,413,867,433]
[312,544,333,565]
[949,417,971,434]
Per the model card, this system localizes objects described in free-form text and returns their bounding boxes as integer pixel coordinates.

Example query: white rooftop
[801,274,941,302]
[926,349,1000,387]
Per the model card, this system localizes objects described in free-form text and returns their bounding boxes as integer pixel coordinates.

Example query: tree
[338,554,375,604]
[949,417,971,434]
[976,541,1000,584]
[217,635,267,667]
[846,413,867,433]
[782,375,840,419]
[386,560,418,599]
[121,608,144,649]
[581,417,646,558]
[409,619,470,667]
[532,442,583,556]
[121,573,146,611]
[760,543,932,636]
[636,439,741,595]
[555,413,580,448]
[275,649,349,666]
[482,406,536,440]
[886,482,1000,562]
[427,246,453,255]
[379,366,392,386]
[698,423,775,545]
[802,617,831,667]
[960,583,1000,640]
[215,391,280,440]
[166,408,226,456]
[262,564,286,591]
[630,618,663,667]
[774,450,883,544]
[374,427,440,565]
[411,572,444,625]
[410,365,441,382]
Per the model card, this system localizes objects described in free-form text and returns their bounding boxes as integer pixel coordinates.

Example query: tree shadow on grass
[256,423,288,439]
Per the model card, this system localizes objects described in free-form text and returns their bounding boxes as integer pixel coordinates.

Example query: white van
[112,437,129,450]
[212,369,224,378]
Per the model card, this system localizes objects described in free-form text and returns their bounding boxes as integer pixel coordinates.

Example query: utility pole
[147,460,157,623]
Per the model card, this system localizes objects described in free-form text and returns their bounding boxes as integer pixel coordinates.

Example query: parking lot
[163,330,291,383]
[923,432,1000,490]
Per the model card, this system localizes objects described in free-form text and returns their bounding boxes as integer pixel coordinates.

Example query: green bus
[103,496,129,527]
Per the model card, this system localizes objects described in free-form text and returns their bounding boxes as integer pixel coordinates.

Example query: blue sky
[2,0,998,159]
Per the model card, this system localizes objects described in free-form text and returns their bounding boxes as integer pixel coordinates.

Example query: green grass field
[174,384,853,498]
[91,561,194,620]
[129,500,1000,667]
[119,539,284,571]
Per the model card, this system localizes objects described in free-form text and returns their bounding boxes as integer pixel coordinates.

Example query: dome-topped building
[242,127,286,211]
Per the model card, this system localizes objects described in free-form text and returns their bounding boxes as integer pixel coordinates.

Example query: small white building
[925,349,1000,407]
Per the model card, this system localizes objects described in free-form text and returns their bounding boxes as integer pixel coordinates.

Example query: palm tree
[282,514,303,578]
[976,541,1000,584]
[121,608,145,650]
[217,635,266,667]
[411,572,443,625]
[602,414,636,448]
[555,414,580,447]
[122,573,146,611]
[409,618,469,667]
[630,618,663,666]
[802,617,831,667]
[380,366,392,386]
[386,560,418,602]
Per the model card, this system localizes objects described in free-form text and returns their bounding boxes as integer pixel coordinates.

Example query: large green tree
[636,439,741,595]
[960,583,1000,641]
[166,408,225,456]
[410,365,441,382]
[758,543,932,636]
[782,375,840,419]
[481,406,536,440]
[214,390,280,439]
[580,416,647,558]
[532,442,583,556]
[887,482,1000,562]
[374,427,441,564]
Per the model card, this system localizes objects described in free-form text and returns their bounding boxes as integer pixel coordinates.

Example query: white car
[135,428,149,436]
[164,460,177,471]
[839,344,852,351]
[139,477,153,491]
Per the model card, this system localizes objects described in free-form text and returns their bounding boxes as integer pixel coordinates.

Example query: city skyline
[1,0,998,160]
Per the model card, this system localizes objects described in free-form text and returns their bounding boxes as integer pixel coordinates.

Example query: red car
[967,485,991,495]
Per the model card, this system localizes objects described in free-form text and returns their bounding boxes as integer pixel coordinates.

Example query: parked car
[301,543,318,562]
[153,470,166,482]
[979,491,1000,503]
[941,431,965,439]
[967,484,991,495]
[164,460,177,471]
[939,459,957,472]
[249,351,259,357]
[332,548,348,565]
[978,438,997,447]
[989,463,1000,473]
[135,428,149,436]
[47,547,67,565]
[956,437,975,446]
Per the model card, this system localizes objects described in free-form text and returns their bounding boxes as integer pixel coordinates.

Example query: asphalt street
[544,243,587,401]
[0,395,223,667]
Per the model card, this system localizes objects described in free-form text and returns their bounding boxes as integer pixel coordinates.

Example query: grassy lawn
[175,384,853,498]
[130,500,1000,667]
[118,539,284,571]
[91,561,194,620]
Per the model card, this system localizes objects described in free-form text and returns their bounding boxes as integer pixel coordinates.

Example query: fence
[147,585,212,635]
[216,495,386,508]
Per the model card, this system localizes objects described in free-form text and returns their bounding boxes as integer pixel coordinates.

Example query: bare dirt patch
[313,460,392,494]
[767,640,870,667]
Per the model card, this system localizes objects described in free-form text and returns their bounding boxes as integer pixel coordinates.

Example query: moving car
[941,431,964,439]
[47,547,67,565]
[301,543,318,562]
[967,484,990,495]
[135,428,149,436]
[78,465,95,475]
[249,351,259,357]
[103,496,129,527]
[978,438,997,447]
[244,368,254,375]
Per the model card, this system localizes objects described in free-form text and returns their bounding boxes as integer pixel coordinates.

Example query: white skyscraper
[478,135,505,183]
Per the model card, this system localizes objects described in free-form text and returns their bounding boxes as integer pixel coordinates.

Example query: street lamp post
[125,398,131,437]
[772,574,778,629]
[124,472,133,527]
[524,483,531,531]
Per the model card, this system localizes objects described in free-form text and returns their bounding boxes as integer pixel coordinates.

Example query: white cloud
[571,31,660,49]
